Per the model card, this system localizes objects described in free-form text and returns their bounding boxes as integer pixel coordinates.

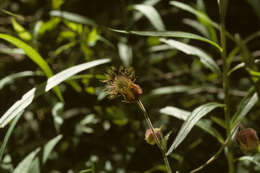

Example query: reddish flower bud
[236,128,259,154]
[145,128,161,145]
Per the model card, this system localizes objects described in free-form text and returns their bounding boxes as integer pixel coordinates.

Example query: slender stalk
[190,124,239,173]
[136,99,172,173]
[219,0,234,172]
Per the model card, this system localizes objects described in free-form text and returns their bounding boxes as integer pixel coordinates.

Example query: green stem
[136,99,172,173]
[219,0,234,173]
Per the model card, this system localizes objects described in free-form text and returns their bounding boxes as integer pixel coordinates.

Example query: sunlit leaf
[43,135,63,163]
[160,38,221,75]
[231,88,258,128]
[110,29,222,51]
[160,106,224,144]
[0,71,41,90]
[0,33,63,101]
[50,10,96,26]
[11,18,32,41]
[170,1,218,28]
[132,4,165,31]
[0,59,110,128]
[13,148,40,173]
[166,103,223,155]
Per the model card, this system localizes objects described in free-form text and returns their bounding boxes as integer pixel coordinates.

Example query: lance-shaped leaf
[0,59,110,128]
[231,88,258,128]
[166,103,223,155]
[160,106,224,144]
[160,38,221,75]
[13,148,40,173]
[132,4,165,31]
[0,33,63,101]
[110,29,222,51]
[50,10,96,26]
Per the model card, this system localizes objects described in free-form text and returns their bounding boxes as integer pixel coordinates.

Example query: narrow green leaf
[231,88,258,128]
[13,148,40,173]
[166,103,223,155]
[0,33,63,101]
[11,18,32,41]
[182,18,210,38]
[0,59,110,128]
[0,111,23,162]
[170,1,218,28]
[0,71,42,90]
[43,135,63,163]
[132,4,165,31]
[50,10,96,26]
[160,106,224,144]
[150,85,195,95]
[160,38,221,75]
[110,29,222,51]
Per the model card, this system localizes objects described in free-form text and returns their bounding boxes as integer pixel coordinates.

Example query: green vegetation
[0,0,260,172]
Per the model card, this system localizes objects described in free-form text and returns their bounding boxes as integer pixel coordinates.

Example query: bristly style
[103,66,142,103]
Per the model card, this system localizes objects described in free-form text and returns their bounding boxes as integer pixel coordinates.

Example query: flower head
[103,66,142,103]
[236,128,259,154]
[145,128,162,145]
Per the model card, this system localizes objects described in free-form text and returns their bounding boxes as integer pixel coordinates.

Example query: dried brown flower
[103,66,142,103]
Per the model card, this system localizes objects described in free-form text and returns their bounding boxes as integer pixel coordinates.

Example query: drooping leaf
[166,103,223,155]
[50,10,96,26]
[132,4,165,31]
[0,71,42,90]
[182,18,210,38]
[160,38,221,75]
[160,106,224,144]
[0,33,63,101]
[0,59,110,128]
[13,148,40,173]
[169,1,218,28]
[231,88,258,128]
[110,29,222,51]
[43,135,63,163]
[0,111,23,162]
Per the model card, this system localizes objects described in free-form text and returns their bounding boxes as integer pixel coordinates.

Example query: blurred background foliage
[0,0,260,172]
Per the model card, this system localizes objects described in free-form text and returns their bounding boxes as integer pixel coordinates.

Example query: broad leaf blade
[13,148,40,173]
[166,103,223,155]
[0,33,63,101]
[0,59,110,128]
[43,135,63,163]
[133,4,165,31]
[160,38,221,75]
[110,29,222,51]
